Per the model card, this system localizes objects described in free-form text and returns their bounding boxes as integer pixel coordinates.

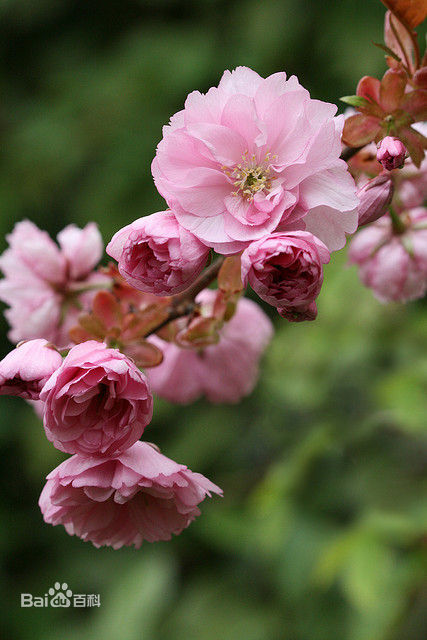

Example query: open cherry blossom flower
[349,206,427,302]
[147,290,273,404]
[0,221,109,348]
[39,441,222,549]
[152,66,358,255]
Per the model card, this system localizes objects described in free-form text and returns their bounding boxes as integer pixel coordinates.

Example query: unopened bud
[377,136,407,171]
[357,174,394,226]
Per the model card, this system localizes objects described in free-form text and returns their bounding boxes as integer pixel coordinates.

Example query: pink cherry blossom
[0,221,108,348]
[152,66,359,255]
[348,207,427,302]
[377,136,407,171]
[0,339,62,400]
[397,123,427,210]
[147,290,273,404]
[40,341,153,456]
[241,231,330,318]
[39,441,222,549]
[107,210,210,295]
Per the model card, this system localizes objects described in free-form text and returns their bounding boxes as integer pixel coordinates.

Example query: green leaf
[340,95,373,109]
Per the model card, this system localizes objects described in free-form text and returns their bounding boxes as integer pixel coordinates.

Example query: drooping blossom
[147,290,273,404]
[0,221,109,348]
[152,66,358,255]
[357,174,394,226]
[107,210,210,295]
[348,207,427,302]
[40,341,153,456]
[0,339,62,400]
[39,441,222,549]
[241,231,330,320]
[377,136,407,171]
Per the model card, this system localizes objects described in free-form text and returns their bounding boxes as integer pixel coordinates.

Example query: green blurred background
[0,1,426,639]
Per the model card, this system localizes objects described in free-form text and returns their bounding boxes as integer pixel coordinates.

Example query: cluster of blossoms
[342,6,427,301]
[0,3,425,549]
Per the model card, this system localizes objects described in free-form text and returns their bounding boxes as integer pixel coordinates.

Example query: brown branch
[144,256,226,337]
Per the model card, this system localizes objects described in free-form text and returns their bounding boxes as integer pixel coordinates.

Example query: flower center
[225,152,274,201]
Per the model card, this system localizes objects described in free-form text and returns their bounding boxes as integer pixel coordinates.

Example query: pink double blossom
[0,221,108,348]
[39,441,222,549]
[147,290,273,404]
[241,231,330,319]
[0,339,62,400]
[107,210,210,295]
[349,207,427,302]
[40,341,153,456]
[152,66,358,255]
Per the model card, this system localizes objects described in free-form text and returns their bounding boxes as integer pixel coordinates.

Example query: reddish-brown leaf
[78,313,106,339]
[401,89,427,120]
[92,290,121,330]
[413,66,427,90]
[68,326,93,344]
[384,11,416,73]
[379,68,407,112]
[380,0,427,29]
[123,341,164,368]
[342,114,382,147]
[218,255,244,294]
[357,76,381,104]
[176,316,220,348]
[397,125,426,167]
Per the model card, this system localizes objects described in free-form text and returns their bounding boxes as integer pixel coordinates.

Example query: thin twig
[144,256,226,337]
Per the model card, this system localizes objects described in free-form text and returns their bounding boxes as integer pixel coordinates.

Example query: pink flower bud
[39,441,222,549]
[40,341,153,456]
[357,174,394,226]
[0,339,63,400]
[377,136,407,171]
[241,231,330,317]
[348,207,427,303]
[107,210,210,295]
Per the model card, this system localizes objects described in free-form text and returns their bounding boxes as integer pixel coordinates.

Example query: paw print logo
[49,582,72,608]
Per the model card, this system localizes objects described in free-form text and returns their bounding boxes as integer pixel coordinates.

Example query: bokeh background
[0,1,426,639]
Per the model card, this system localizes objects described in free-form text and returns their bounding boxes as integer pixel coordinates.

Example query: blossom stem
[389,206,406,234]
[144,256,226,337]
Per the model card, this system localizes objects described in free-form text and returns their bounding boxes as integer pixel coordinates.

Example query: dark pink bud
[357,174,394,226]
[377,136,407,171]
